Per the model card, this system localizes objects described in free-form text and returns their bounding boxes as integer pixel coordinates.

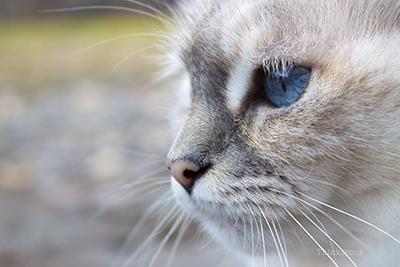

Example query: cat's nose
[166,159,201,193]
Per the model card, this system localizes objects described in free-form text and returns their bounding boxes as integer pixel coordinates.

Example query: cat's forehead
[168,0,400,110]
[177,0,321,69]
[174,0,399,70]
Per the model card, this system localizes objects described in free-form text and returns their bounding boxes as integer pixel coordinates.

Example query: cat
[161,0,400,266]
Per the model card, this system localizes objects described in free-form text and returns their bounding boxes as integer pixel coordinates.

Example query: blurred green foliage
[0,15,164,91]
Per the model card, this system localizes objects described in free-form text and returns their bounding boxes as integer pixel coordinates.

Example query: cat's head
[165,0,400,256]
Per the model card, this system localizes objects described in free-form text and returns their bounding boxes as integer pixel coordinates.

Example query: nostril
[166,159,202,193]
[183,169,197,180]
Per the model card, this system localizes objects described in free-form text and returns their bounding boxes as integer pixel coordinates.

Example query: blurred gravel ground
[0,15,242,267]
[0,79,166,267]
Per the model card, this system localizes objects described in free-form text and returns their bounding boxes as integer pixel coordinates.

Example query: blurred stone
[70,80,104,115]
[35,182,84,210]
[0,90,25,123]
[87,147,127,181]
[0,161,33,192]
[0,244,21,266]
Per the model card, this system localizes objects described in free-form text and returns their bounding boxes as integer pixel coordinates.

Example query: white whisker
[198,236,213,249]
[148,211,185,267]
[284,208,339,267]
[132,166,168,183]
[258,217,267,267]
[300,202,337,262]
[306,178,351,196]
[108,176,169,196]
[276,220,289,267]
[121,204,180,267]
[131,181,170,201]
[38,6,166,23]
[269,188,371,253]
[107,44,162,76]
[271,218,289,267]
[300,192,400,245]
[71,33,169,55]
[298,209,358,267]
[165,215,192,267]
[257,204,284,267]
[240,212,247,254]
[287,216,305,248]
[113,191,173,267]
[246,204,256,267]
[104,147,165,159]
[102,172,169,206]
[96,182,168,221]
[124,0,167,18]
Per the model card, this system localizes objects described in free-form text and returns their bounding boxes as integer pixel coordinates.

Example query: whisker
[246,204,256,267]
[255,208,263,253]
[152,200,184,234]
[251,218,255,267]
[71,33,169,55]
[108,176,168,196]
[268,188,371,253]
[96,182,168,222]
[113,191,173,267]
[271,218,289,267]
[121,204,180,267]
[165,215,192,267]
[276,220,289,266]
[298,208,358,267]
[132,166,168,183]
[300,192,400,245]
[258,217,267,267]
[148,211,185,267]
[101,169,169,205]
[124,0,167,18]
[300,203,337,262]
[198,235,213,249]
[240,211,247,254]
[107,44,162,75]
[104,147,165,159]
[305,178,352,196]
[287,216,304,248]
[134,183,170,201]
[284,208,339,267]
[257,204,283,267]
[128,181,169,202]
[90,175,168,222]
[38,6,166,23]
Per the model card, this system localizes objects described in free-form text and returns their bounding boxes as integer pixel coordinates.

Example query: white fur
[226,61,253,111]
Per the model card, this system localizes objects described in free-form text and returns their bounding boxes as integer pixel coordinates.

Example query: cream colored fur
[165,0,400,266]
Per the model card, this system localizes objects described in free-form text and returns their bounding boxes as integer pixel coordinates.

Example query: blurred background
[0,0,238,266]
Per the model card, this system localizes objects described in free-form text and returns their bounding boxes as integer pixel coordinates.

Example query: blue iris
[264,65,311,107]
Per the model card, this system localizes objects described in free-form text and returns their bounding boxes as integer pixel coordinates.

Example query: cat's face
[165,0,400,263]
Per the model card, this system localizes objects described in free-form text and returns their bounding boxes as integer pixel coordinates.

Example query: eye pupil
[264,65,311,107]
[280,78,287,93]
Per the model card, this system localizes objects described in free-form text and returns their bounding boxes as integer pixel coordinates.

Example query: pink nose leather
[166,160,201,192]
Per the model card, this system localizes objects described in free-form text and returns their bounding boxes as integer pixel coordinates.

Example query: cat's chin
[195,208,283,258]
[171,178,243,238]
[171,177,284,255]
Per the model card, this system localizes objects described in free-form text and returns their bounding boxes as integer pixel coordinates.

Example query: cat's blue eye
[264,65,311,107]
